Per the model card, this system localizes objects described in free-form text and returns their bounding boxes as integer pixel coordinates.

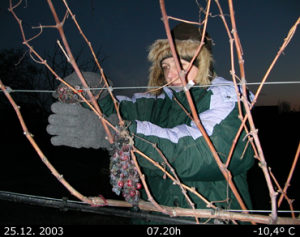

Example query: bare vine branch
[278,142,300,209]
[160,0,252,221]
[228,0,277,224]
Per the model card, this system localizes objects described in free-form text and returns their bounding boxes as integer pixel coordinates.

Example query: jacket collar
[163,87,176,100]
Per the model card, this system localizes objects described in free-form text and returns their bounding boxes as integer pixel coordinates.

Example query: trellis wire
[1,80,300,93]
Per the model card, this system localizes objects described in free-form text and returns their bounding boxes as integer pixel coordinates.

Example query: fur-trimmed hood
[147,36,215,95]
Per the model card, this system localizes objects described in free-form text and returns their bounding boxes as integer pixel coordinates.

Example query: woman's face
[161,57,199,87]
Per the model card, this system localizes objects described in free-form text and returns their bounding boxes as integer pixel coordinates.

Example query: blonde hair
[147,39,215,95]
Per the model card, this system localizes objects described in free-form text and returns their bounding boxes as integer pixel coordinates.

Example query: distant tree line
[277,100,292,114]
[0,45,107,114]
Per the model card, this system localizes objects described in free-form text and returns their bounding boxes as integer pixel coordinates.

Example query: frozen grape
[108,127,142,210]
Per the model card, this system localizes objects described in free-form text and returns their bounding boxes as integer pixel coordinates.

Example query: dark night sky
[1,0,299,110]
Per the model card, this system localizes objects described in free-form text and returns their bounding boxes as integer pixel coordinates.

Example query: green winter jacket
[95,77,255,224]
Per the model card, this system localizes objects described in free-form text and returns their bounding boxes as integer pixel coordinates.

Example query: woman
[47,23,255,224]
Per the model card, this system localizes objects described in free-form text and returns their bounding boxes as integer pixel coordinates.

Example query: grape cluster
[55,85,81,104]
[108,128,142,210]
